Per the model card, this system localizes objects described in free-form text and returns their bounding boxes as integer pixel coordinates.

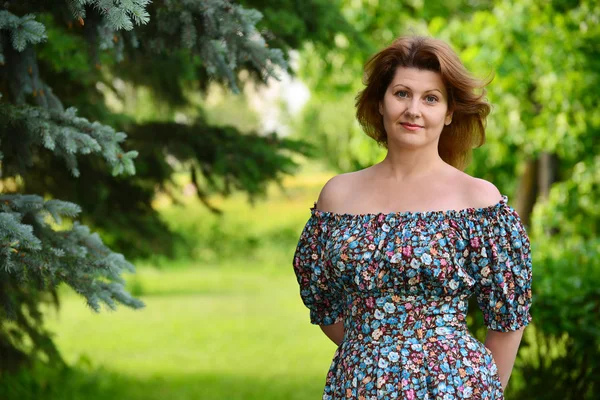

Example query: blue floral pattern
[292,195,533,399]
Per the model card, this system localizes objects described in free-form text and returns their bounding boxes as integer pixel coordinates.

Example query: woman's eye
[395,90,409,98]
[425,95,438,103]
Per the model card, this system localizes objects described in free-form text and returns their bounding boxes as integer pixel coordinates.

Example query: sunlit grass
[39,264,336,400]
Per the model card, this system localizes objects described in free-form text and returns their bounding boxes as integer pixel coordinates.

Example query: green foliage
[0,0,354,261]
[0,10,46,54]
[139,0,287,93]
[0,104,137,177]
[517,235,599,398]
[240,0,363,52]
[517,155,600,397]
[34,13,97,81]
[432,0,600,187]
[0,2,146,371]
[0,191,145,373]
[69,0,152,31]
[531,156,599,239]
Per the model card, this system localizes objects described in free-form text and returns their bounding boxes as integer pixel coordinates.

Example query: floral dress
[292,195,533,400]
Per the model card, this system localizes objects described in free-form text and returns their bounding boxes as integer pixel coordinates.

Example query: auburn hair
[355,35,492,170]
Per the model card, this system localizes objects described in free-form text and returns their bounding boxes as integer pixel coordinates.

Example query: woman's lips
[400,122,423,131]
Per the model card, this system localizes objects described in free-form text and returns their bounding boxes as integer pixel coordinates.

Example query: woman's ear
[379,101,383,116]
[445,111,453,126]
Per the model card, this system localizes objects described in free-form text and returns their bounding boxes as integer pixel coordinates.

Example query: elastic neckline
[310,194,508,220]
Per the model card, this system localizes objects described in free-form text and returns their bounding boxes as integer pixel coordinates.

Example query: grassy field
[3,168,339,400]
[38,266,337,400]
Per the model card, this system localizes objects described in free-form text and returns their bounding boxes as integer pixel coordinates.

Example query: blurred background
[0,0,598,399]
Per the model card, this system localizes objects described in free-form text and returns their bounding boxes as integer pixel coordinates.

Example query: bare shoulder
[466,177,503,207]
[443,167,503,208]
[315,171,362,212]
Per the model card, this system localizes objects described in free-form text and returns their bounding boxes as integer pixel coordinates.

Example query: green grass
[2,169,339,400]
[35,265,337,400]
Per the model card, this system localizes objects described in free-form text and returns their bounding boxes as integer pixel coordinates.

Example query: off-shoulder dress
[292,194,533,400]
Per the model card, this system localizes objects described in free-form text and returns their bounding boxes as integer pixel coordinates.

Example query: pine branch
[125,119,313,208]
[140,0,287,93]
[0,194,144,312]
[68,0,151,30]
[0,103,138,178]
[0,10,47,52]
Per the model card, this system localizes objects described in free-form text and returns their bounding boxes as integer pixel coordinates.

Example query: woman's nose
[405,99,421,118]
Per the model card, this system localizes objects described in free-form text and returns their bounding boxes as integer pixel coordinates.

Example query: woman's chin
[387,132,440,148]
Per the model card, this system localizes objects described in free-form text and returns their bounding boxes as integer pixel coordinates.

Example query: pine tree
[0,0,354,371]
[0,2,148,370]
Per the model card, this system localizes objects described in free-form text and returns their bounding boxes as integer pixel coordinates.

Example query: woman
[292,35,532,399]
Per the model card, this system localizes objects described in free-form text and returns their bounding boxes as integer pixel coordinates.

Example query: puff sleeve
[292,212,345,326]
[467,197,533,332]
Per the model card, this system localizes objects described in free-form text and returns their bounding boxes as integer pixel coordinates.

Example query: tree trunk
[515,158,538,226]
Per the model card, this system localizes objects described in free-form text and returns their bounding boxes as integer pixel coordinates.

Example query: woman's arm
[314,177,348,348]
[484,326,526,391]
[320,320,344,346]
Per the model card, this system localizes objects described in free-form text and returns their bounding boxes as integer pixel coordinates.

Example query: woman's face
[379,66,453,148]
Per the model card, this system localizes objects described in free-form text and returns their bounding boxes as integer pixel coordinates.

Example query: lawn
[38,264,337,400]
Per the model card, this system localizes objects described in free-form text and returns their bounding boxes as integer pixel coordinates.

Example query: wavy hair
[355,35,492,170]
